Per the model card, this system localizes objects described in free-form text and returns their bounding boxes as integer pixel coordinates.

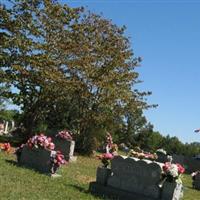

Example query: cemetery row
[1,131,200,200]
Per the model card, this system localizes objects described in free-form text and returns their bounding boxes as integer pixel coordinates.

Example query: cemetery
[1,0,200,200]
[1,143,200,200]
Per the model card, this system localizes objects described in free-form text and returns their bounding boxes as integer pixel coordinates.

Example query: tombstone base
[161,182,183,200]
[89,182,157,200]
[50,173,62,178]
[69,156,77,162]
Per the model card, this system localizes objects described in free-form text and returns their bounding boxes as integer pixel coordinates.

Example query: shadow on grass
[66,184,112,199]
[5,159,18,166]
[5,159,53,176]
[67,184,89,193]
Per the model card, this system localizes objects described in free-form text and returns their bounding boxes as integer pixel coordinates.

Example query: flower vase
[96,166,111,186]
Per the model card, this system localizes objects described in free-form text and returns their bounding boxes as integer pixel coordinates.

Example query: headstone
[193,173,200,190]
[0,123,4,135]
[4,121,8,134]
[90,155,183,200]
[172,154,185,166]
[53,138,76,161]
[11,120,15,130]
[156,152,168,163]
[107,156,162,199]
[96,167,111,185]
[19,146,53,173]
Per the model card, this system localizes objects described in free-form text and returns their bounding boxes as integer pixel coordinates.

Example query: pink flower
[25,134,55,151]
[56,130,73,141]
[103,153,114,159]
[176,163,185,174]
[48,143,55,150]
[163,162,171,172]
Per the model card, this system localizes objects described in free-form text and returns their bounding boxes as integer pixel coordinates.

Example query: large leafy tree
[1,0,154,153]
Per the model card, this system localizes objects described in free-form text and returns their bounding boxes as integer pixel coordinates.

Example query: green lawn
[0,151,199,200]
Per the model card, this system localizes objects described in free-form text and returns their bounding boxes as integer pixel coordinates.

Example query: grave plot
[90,155,184,200]
[16,134,66,175]
[53,130,77,162]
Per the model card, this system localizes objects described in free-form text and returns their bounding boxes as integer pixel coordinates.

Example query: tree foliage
[1,0,154,153]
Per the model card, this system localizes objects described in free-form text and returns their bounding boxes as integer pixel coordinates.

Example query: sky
[61,0,200,143]
[3,0,200,143]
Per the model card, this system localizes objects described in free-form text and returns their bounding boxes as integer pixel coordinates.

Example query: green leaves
[1,0,154,152]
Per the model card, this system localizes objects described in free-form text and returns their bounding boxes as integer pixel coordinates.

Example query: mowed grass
[0,152,200,200]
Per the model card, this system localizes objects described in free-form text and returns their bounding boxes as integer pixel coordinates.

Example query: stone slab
[53,138,75,161]
[19,146,52,173]
[89,182,157,200]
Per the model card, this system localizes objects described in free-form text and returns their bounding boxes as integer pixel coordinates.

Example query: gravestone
[96,167,111,185]
[184,156,200,173]
[107,156,162,199]
[156,152,168,163]
[19,146,53,173]
[172,154,185,166]
[90,155,183,200]
[53,138,76,162]
[193,173,200,190]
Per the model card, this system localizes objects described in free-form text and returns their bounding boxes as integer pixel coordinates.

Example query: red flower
[163,162,171,172]
[176,163,185,174]
[2,143,11,152]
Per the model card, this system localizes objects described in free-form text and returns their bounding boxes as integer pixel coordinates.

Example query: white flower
[169,164,178,177]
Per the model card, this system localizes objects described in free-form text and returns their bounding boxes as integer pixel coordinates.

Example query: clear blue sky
[4,0,200,143]
[62,0,200,143]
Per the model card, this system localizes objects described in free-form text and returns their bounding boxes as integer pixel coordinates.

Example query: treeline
[1,107,200,157]
[132,130,200,157]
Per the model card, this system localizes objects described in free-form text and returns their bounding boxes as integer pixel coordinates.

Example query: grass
[0,151,200,200]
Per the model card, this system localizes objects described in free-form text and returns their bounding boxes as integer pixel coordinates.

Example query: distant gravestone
[184,156,200,173]
[172,154,185,166]
[193,173,200,190]
[156,152,168,163]
[53,138,76,162]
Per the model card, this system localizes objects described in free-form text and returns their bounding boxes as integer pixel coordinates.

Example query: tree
[146,131,164,151]
[1,0,153,153]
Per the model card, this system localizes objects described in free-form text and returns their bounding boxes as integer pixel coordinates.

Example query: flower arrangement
[106,132,113,148]
[97,153,114,168]
[0,143,11,152]
[128,149,158,160]
[110,144,118,156]
[56,130,73,141]
[162,162,185,183]
[158,162,185,188]
[27,133,55,150]
[50,150,67,174]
